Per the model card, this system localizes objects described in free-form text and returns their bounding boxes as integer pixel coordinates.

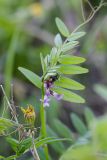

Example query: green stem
[40,83,49,160]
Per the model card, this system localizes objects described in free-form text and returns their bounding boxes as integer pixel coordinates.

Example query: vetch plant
[18,17,88,159]
[0,18,88,157]
[0,9,105,157]
[0,0,107,159]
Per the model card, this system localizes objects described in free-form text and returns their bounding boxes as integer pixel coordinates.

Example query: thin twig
[0,85,13,112]
[0,85,18,124]
[10,84,14,104]
[102,2,107,6]
[10,84,17,120]
[31,133,40,160]
[1,128,18,137]
[81,0,86,21]
[2,97,8,117]
[87,10,94,20]
[72,1,106,33]
[87,0,95,12]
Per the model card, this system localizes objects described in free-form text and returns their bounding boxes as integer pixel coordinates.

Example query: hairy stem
[40,83,49,160]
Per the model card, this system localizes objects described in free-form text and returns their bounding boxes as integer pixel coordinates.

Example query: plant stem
[31,148,40,160]
[31,133,40,160]
[40,83,49,160]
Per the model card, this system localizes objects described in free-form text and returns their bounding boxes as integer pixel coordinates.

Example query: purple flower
[45,89,51,97]
[43,95,50,107]
[42,80,63,107]
[53,92,63,100]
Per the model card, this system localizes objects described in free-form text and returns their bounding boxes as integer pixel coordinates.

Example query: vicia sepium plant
[19,18,88,105]
[18,17,88,159]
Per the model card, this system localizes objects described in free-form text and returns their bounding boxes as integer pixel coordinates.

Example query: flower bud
[21,105,36,125]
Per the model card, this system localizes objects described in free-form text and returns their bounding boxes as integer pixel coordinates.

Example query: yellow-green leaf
[54,33,62,47]
[71,113,87,135]
[58,65,88,75]
[59,55,86,65]
[52,87,85,103]
[68,32,86,41]
[55,18,69,37]
[18,67,42,89]
[55,76,85,90]
[62,41,78,52]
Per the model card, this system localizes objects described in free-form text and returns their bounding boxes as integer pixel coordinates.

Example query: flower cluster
[43,76,63,107]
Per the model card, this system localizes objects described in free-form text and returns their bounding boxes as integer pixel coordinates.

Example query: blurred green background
[0,0,107,159]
